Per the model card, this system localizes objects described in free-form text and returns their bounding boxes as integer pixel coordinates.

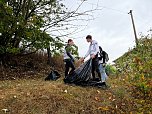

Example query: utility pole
[128,10,138,46]
[148,28,152,38]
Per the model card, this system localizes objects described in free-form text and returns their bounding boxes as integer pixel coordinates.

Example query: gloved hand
[102,63,106,67]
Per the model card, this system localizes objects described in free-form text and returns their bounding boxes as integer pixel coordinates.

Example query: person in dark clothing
[98,46,108,86]
[63,39,78,78]
[81,35,101,81]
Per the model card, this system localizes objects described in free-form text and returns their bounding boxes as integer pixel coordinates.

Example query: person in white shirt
[81,35,101,81]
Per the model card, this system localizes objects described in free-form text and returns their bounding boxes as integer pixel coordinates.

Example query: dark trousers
[92,57,101,80]
[64,59,75,78]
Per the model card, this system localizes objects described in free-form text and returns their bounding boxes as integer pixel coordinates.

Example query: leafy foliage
[114,35,152,97]
[0,0,72,67]
[105,64,117,76]
[0,0,91,65]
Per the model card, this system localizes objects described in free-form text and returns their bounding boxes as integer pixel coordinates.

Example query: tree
[0,0,97,65]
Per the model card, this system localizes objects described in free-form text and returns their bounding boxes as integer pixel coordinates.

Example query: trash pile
[45,59,106,88]
[64,59,104,87]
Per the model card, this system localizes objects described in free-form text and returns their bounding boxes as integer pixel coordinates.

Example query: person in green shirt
[63,39,78,78]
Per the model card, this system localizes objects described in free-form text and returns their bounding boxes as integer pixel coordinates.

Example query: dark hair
[99,46,103,52]
[86,35,92,39]
[68,39,73,43]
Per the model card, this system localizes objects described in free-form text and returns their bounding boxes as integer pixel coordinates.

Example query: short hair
[68,39,73,43]
[99,46,103,51]
[86,35,92,39]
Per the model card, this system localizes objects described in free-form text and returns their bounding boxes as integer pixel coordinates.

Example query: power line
[100,6,128,14]
[85,2,128,15]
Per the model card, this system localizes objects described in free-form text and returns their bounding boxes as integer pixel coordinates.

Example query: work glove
[102,63,106,67]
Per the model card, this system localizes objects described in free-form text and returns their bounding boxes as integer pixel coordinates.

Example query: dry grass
[0,52,151,114]
[0,53,51,80]
[1,76,151,114]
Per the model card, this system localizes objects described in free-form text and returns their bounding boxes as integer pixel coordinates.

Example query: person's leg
[98,64,103,80]
[69,60,75,74]
[102,64,108,81]
[93,58,102,81]
[65,61,70,78]
[92,59,96,79]
[97,63,107,87]
[99,64,107,82]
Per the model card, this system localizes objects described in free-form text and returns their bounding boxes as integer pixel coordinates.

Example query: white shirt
[84,40,99,58]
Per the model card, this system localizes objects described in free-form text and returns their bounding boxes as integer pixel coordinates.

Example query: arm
[67,52,74,61]
[80,47,89,63]
[84,48,90,59]
[72,44,79,57]
[89,41,99,59]
[66,46,74,61]
[92,41,99,55]
[73,44,78,51]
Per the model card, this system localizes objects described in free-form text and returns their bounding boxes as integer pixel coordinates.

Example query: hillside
[114,37,152,112]
[1,1,151,113]
[0,37,152,114]
[114,37,152,95]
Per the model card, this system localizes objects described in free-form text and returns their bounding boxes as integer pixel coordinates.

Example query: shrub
[105,64,117,76]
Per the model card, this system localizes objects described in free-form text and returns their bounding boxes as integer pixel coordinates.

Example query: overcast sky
[62,0,152,63]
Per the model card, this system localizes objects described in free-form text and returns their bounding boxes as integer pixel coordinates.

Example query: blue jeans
[99,63,108,82]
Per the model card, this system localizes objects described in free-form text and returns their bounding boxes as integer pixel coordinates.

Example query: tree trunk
[47,47,52,66]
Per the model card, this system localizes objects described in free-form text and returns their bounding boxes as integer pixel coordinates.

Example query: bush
[105,64,117,76]
[114,37,152,97]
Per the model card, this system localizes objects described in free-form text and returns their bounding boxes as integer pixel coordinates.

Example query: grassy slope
[0,38,152,114]
[114,38,152,95]
[0,76,150,114]
[114,37,152,113]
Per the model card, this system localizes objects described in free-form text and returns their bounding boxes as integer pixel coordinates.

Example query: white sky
[61,0,152,63]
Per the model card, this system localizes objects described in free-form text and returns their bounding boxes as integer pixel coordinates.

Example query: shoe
[98,82,107,87]
[97,81,102,83]
[92,78,100,81]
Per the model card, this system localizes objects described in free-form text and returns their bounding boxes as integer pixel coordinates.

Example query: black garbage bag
[64,59,108,88]
[45,70,61,81]
[64,59,92,84]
